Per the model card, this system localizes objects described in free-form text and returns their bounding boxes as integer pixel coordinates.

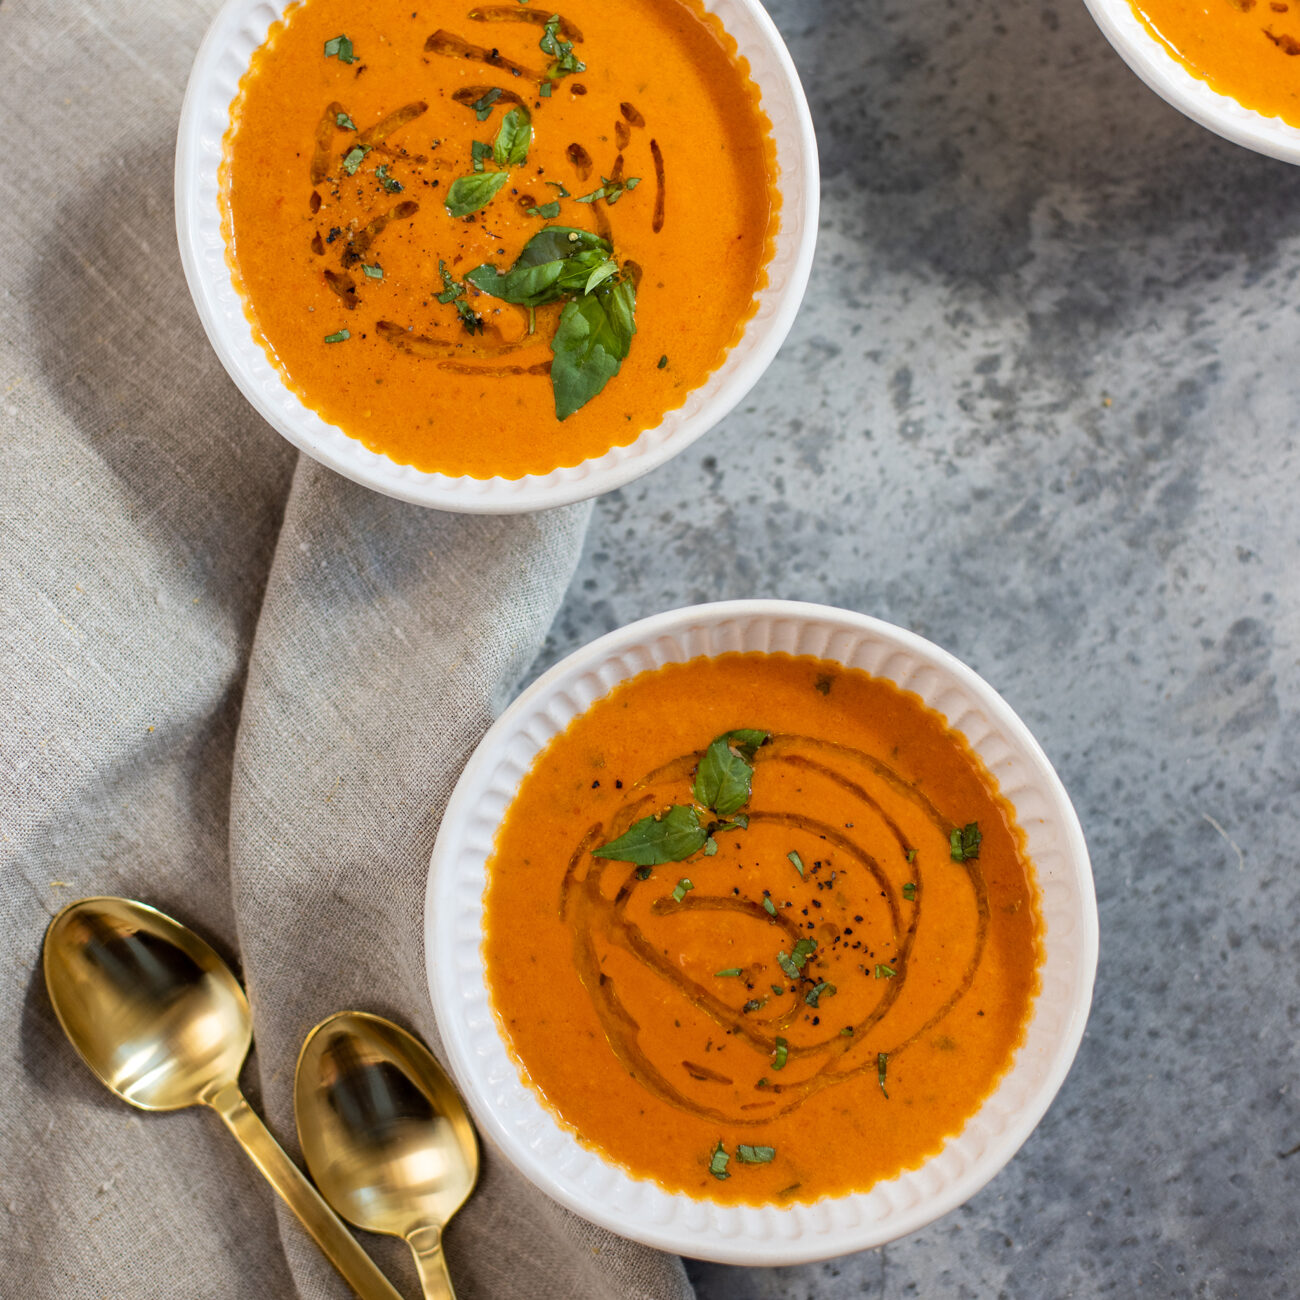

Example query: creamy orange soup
[483,654,1043,1204]
[221,0,778,478]
[1131,0,1300,126]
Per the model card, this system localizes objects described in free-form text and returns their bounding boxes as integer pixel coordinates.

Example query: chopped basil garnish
[877,1052,889,1098]
[335,110,356,130]
[737,1145,775,1164]
[715,968,742,977]
[471,140,493,173]
[950,822,982,862]
[342,144,371,175]
[526,200,562,218]
[323,329,350,343]
[903,882,916,901]
[742,998,764,1013]
[772,1037,788,1070]
[375,164,403,193]
[361,263,383,279]
[762,896,777,917]
[708,1141,730,1180]
[576,175,641,206]
[840,1025,854,1036]
[875,963,896,979]
[658,354,668,369]
[540,12,585,87]
[323,34,356,64]
[788,850,805,878]
[905,847,917,863]
[671,878,694,903]
[471,87,503,121]
[805,981,836,1007]
[436,260,483,335]
[493,105,532,166]
[593,805,705,865]
[445,170,510,218]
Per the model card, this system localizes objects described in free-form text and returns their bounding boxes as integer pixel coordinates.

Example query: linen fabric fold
[0,2,692,1296]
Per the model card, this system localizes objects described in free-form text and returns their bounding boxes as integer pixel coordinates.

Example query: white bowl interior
[425,601,1098,1265]
[1083,0,1300,163]
[175,0,819,511]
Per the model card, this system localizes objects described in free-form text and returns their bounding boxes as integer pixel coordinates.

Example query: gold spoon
[42,897,402,1300]
[294,1012,480,1300]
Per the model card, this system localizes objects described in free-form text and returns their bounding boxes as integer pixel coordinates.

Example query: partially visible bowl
[174,0,818,512]
[425,600,1098,1264]
[1084,0,1300,163]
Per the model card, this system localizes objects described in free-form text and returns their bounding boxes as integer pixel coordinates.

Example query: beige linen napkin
[0,1,692,1296]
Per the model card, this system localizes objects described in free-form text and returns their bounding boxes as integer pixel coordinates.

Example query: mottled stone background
[535,0,1300,1295]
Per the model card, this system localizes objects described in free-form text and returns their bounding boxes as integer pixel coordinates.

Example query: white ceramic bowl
[1084,0,1300,162]
[175,0,818,512]
[425,600,1098,1264]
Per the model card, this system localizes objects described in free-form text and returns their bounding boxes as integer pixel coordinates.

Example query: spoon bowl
[43,896,249,1110]
[42,897,402,1300]
[296,1012,479,1298]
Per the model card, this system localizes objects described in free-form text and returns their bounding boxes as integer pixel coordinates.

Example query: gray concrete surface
[535,0,1300,1294]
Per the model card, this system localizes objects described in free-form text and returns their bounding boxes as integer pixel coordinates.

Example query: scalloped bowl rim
[174,0,819,512]
[1083,0,1300,163]
[424,600,1099,1264]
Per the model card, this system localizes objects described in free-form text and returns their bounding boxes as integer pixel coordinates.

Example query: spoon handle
[408,1225,457,1300]
[207,1082,404,1300]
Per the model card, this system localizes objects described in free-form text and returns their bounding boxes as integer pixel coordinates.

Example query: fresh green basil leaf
[592,805,705,865]
[342,144,371,175]
[445,170,510,218]
[550,279,635,420]
[336,110,356,130]
[693,730,768,816]
[324,34,356,64]
[526,200,562,218]
[949,821,982,862]
[466,228,610,306]
[708,1141,730,1180]
[737,1145,776,1164]
[493,105,532,166]
[584,258,619,294]
[471,140,493,173]
[375,164,403,193]
[471,87,502,121]
[772,1037,788,1070]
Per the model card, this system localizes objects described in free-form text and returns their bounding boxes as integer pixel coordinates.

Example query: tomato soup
[1131,0,1300,126]
[482,654,1043,1204]
[221,0,777,478]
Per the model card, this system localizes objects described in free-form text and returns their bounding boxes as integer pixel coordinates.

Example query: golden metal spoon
[42,897,402,1300]
[294,1012,479,1300]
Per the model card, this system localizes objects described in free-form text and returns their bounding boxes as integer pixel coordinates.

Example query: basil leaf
[737,1145,775,1164]
[805,981,836,1007]
[324,34,356,64]
[776,950,801,979]
[550,279,635,420]
[715,968,742,977]
[762,896,777,917]
[592,805,706,865]
[445,171,509,218]
[708,1141,730,1180]
[493,106,532,166]
[336,110,356,130]
[949,822,982,862]
[878,1052,889,1098]
[902,882,917,901]
[526,200,562,219]
[584,258,619,294]
[471,87,502,121]
[342,144,371,175]
[788,850,805,878]
[773,1037,788,1070]
[471,140,492,173]
[375,164,403,193]
[323,330,349,343]
[693,729,768,816]
[466,227,610,307]
[671,878,694,902]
